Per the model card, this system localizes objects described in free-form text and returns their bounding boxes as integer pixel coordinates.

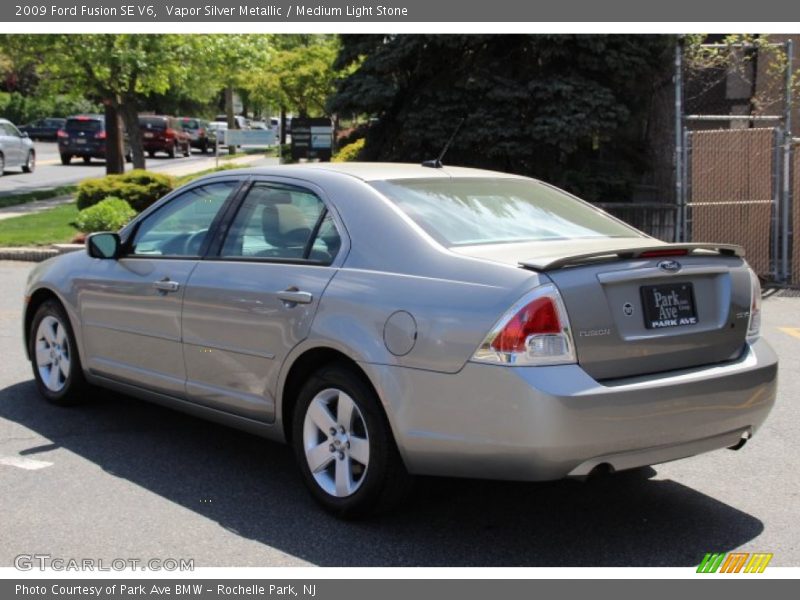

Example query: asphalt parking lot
[0,260,798,568]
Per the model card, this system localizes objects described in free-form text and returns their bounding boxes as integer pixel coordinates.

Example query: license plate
[76,139,86,144]
[640,282,698,329]
[144,132,154,138]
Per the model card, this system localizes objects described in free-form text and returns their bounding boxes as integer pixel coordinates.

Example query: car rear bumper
[142,140,171,152]
[59,142,105,157]
[364,338,777,481]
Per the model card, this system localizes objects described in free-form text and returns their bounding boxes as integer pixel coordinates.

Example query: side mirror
[86,232,121,259]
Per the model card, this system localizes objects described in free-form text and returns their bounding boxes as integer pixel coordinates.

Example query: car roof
[221,162,529,182]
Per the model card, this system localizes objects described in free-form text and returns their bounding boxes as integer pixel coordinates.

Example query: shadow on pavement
[0,379,764,567]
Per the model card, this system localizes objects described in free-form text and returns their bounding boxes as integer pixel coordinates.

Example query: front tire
[22,150,35,173]
[29,300,88,406]
[292,363,412,518]
[60,153,71,165]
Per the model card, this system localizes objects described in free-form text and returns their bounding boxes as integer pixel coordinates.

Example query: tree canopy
[329,34,675,202]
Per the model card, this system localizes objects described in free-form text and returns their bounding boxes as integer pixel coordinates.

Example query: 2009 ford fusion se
[23,163,777,517]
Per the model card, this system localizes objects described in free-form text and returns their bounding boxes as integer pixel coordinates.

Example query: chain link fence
[685,128,779,277]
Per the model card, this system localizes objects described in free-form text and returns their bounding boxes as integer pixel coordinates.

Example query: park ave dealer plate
[640,282,698,329]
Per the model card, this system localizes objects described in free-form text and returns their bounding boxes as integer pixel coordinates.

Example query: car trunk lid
[453,239,752,380]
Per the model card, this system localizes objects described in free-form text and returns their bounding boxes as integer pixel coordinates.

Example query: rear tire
[22,150,35,173]
[29,300,89,406]
[60,153,71,165]
[167,142,176,158]
[182,143,190,157]
[0,152,5,175]
[292,363,413,518]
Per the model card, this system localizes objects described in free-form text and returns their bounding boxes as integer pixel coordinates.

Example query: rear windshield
[139,117,167,130]
[371,178,642,246]
[180,118,199,129]
[65,118,102,132]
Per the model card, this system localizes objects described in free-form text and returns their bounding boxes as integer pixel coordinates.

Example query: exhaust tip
[727,431,751,451]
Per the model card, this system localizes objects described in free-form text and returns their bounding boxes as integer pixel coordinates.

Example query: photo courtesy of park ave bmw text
[0,0,799,595]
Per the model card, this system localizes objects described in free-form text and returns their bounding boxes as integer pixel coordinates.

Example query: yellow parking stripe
[778,327,800,339]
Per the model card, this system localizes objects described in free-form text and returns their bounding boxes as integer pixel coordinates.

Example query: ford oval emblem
[658,259,682,273]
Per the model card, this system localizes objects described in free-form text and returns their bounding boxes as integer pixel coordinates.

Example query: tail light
[57,129,68,139]
[165,128,176,139]
[94,131,106,140]
[473,283,576,366]
[747,269,761,342]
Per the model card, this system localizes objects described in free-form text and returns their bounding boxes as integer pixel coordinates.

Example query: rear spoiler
[519,243,745,271]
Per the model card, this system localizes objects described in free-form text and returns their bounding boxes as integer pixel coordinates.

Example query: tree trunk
[225,85,235,129]
[120,97,146,170]
[225,84,238,153]
[104,100,125,175]
[280,106,287,145]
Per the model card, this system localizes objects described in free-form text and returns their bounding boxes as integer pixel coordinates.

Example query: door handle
[277,288,313,306]
[153,278,180,293]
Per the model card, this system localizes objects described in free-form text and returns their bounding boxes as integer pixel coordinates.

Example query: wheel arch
[24,287,65,360]
[278,345,396,448]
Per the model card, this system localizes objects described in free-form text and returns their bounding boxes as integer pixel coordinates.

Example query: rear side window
[371,178,643,247]
[65,118,102,132]
[221,183,340,264]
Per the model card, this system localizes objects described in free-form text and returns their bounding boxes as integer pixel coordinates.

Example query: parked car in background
[208,121,228,149]
[58,114,130,165]
[0,118,35,174]
[19,117,66,141]
[214,114,248,130]
[178,117,212,154]
[139,116,191,158]
[23,163,777,518]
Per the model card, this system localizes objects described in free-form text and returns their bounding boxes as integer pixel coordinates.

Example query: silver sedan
[23,163,777,517]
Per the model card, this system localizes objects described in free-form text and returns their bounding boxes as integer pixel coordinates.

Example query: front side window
[130,181,238,257]
[371,178,643,247]
[221,183,340,264]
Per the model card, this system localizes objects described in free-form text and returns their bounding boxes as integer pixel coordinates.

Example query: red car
[139,116,191,158]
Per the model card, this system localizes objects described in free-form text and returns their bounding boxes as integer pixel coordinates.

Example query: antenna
[422,117,466,168]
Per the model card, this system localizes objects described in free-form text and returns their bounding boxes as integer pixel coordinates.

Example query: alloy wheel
[302,388,370,497]
[34,315,71,393]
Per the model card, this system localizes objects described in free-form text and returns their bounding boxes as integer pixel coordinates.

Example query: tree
[246,35,343,144]
[328,34,675,202]
[26,35,196,172]
[202,35,271,130]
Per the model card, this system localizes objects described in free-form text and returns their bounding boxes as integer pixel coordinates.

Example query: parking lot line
[778,327,800,339]
[0,456,53,470]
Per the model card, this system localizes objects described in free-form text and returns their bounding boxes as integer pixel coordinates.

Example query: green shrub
[76,170,174,212]
[73,197,137,233]
[332,138,365,162]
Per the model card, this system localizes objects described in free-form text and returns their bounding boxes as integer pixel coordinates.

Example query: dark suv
[139,116,191,158]
[58,115,129,165]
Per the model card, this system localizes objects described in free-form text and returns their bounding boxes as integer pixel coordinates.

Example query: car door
[181,180,346,422]
[78,179,243,396]
[0,123,21,166]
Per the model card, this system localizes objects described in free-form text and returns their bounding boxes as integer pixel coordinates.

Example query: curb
[0,244,82,263]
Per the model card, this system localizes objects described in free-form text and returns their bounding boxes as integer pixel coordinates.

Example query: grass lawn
[0,203,79,246]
